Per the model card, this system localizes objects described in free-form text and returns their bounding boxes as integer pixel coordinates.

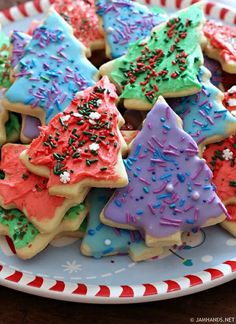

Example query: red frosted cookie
[53,0,104,54]
[221,204,236,237]
[0,143,84,233]
[203,135,236,205]
[204,20,236,73]
[223,86,236,116]
[20,77,128,200]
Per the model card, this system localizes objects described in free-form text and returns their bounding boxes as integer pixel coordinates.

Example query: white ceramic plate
[0,0,236,304]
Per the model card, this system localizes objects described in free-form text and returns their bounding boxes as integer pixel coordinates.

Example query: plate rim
[0,0,236,303]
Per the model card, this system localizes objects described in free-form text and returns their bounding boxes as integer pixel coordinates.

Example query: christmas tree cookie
[168,67,236,155]
[223,86,236,116]
[204,20,236,74]
[81,188,164,262]
[20,77,128,200]
[100,3,206,110]
[101,97,228,248]
[0,203,88,259]
[220,204,236,237]
[0,144,87,233]
[3,10,98,126]
[204,55,223,89]
[54,0,104,54]
[9,31,31,73]
[96,0,166,59]
[203,138,236,237]
[0,32,11,89]
[21,115,41,143]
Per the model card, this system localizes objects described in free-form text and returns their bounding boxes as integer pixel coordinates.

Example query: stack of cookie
[0,0,235,262]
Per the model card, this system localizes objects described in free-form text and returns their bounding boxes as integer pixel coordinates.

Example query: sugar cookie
[0,32,11,89]
[3,10,98,126]
[0,203,87,259]
[204,55,223,89]
[220,204,236,237]
[204,20,236,74]
[54,0,104,54]
[0,144,88,233]
[96,0,166,59]
[20,77,128,200]
[100,3,206,110]
[168,67,236,155]
[81,188,164,262]
[101,97,228,248]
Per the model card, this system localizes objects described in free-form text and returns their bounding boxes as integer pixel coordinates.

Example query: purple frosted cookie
[101,97,228,247]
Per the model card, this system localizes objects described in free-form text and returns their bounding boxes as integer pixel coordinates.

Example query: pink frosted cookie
[0,144,84,233]
[20,77,128,200]
[101,97,228,247]
[53,0,104,54]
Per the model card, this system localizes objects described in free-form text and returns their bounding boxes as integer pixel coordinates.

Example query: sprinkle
[59,171,71,184]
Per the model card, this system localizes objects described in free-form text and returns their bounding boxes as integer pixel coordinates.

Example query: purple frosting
[104,100,228,239]
[10,31,31,68]
[23,115,41,139]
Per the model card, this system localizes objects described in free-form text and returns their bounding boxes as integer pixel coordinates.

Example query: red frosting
[204,20,236,63]
[54,0,103,48]
[203,135,236,203]
[225,204,236,222]
[0,144,65,221]
[223,86,236,113]
[27,77,123,187]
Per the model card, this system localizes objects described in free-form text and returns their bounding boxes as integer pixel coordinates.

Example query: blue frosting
[96,0,166,58]
[81,188,144,259]
[6,10,98,124]
[168,67,236,146]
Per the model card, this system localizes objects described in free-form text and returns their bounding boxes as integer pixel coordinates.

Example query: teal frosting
[168,66,236,146]
[82,188,143,258]
[96,0,166,58]
[5,10,98,124]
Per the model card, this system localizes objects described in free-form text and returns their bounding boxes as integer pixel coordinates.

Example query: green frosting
[111,4,204,105]
[0,203,85,249]
[64,203,85,220]
[5,112,21,141]
[0,32,11,89]
[0,207,39,249]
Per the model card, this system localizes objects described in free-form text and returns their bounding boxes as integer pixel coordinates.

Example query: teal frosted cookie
[96,0,166,59]
[81,188,164,262]
[3,10,98,125]
[0,203,87,259]
[168,67,236,154]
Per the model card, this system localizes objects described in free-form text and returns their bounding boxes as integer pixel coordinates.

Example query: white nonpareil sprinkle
[89,112,101,120]
[60,171,71,184]
[104,239,112,246]
[73,112,83,118]
[61,115,70,122]
[222,148,234,160]
[89,143,100,151]
[228,86,236,94]
[227,98,236,107]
